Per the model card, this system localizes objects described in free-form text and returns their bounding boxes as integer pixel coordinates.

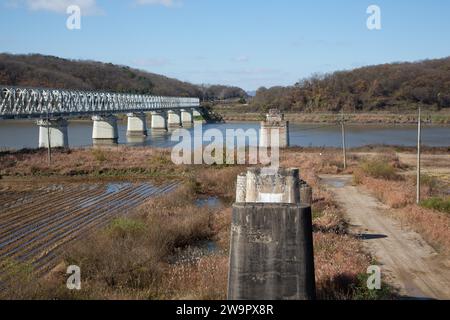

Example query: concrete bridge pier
[181,109,193,125]
[192,109,202,118]
[228,167,315,300]
[150,111,167,130]
[37,118,69,148]
[92,115,119,146]
[167,110,181,128]
[126,112,148,137]
[259,109,289,148]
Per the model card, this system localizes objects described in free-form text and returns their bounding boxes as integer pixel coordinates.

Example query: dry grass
[1,147,401,300]
[0,170,233,300]
[280,149,393,299]
[394,205,450,254]
[162,255,229,300]
[0,147,182,178]
[353,154,450,254]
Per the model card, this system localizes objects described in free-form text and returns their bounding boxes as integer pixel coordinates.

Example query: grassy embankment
[0,147,399,300]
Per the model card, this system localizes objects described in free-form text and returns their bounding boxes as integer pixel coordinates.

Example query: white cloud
[232,55,249,63]
[135,0,182,7]
[7,0,103,15]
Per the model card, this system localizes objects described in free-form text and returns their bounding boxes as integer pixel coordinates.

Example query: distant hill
[250,57,450,112]
[0,53,246,100]
[199,84,247,101]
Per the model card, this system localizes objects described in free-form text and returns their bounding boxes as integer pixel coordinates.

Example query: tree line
[250,57,450,112]
[0,53,247,101]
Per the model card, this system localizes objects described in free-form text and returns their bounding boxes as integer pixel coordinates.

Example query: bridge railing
[0,86,200,118]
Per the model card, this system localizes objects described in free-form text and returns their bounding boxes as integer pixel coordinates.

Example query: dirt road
[320,175,450,300]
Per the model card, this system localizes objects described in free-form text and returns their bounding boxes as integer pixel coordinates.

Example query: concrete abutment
[92,115,119,146]
[126,112,148,137]
[37,118,69,148]
[167,110,181,128]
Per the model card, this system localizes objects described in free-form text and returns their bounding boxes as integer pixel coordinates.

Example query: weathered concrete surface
[192,109,201,117]
[126,112,148,136]
[92,115,118,145]
[300,180,312,206]
[167,110,181,127]
[259,109,289,148]
[228,203,316,300]
[236,168,301,204]
[37,118,68,148]
[181,109,193,124]
[150,111,167,130]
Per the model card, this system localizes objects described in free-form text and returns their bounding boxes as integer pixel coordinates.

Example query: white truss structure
[0,86,200,118]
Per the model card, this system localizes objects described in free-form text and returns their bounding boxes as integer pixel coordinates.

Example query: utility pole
[416,107,421,204]
[341,110,347,170]
[46,109,52,166]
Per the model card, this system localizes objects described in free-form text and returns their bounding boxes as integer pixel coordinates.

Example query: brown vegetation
[249,57,450,113]
[216,108,450,125]
[0,53,246,100]
[0,147,396,300]
[353,154,450,254]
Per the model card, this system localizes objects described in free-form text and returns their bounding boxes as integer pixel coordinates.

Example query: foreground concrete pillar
[167,110,181,127]
[150,111,167,130]
[300,180,313,206]
[259,109,289,148]
[239,167,301,204]
[37,118,68,148]
[127,112,148,137]
[181,109,193,125]
[92,115,118,145]
[228,167,315,300]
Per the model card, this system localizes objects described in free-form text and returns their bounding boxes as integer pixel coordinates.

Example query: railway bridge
[0,86,201,147]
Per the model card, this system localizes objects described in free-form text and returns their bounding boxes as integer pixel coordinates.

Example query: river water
[0,120,449,149]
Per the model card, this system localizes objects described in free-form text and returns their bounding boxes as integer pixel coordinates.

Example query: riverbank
[1,120,450,150]
[213,105,450,125]
[1,146,448,299]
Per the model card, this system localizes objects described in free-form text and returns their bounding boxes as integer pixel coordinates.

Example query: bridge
[0,86,201,147]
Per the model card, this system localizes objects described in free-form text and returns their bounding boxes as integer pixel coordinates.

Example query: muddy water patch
[169,240,222,266]
[319,175,353,188]
[195,196,223,208]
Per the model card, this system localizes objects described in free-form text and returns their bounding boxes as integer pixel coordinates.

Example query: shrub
[420,197,450,214]
[91,149,107,162]
[107,217,147,238]
[350,273,397,300]
[359,158,400,180]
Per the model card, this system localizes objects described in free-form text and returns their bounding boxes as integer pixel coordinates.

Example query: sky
[0,0,449,91]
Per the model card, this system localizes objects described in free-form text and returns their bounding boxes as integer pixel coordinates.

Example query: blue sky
[1,0,449,91]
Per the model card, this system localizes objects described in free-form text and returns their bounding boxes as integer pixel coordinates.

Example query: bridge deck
[0,86,200,119]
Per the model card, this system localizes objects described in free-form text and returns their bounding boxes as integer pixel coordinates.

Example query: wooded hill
[0,53,247,100]
[250,57,450,112]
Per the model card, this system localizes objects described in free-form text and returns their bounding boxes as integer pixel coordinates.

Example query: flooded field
[0,181,178,273]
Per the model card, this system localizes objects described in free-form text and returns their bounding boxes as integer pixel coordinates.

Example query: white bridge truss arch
[0,86,200,119]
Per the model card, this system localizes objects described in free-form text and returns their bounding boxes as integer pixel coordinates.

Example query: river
[0,120,449,149]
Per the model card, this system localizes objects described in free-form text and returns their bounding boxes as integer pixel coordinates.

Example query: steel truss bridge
[0,86,200,119]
